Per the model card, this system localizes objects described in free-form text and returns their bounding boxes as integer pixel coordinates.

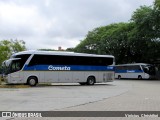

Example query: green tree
[0,39,26,68]
[11,39,26,53]
[74,23,135,64]
[155,0,160,9]
[131,6,154,38]
[153,0,160,38]
[66,48,75,52]
[74,0,160,64]
[130,4,160,63]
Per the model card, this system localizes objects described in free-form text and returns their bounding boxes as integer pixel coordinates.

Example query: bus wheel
[27,77,38,86]
[87,76,95,85]
[118,75,121,79]
[138,75,142,80]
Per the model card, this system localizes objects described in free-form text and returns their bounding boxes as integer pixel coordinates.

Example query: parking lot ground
[0,81,131,111]
[1,79,160,120]
[62,79,160,111]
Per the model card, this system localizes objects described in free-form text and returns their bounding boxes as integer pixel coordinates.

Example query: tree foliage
[0,39,26,68]
[155,0,160,9]
[74,0,160,64]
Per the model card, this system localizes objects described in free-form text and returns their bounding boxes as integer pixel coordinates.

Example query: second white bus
[115,63,156,79]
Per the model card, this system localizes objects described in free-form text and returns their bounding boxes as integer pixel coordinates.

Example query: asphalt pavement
[1,79,160,120]
[0,81,131,111]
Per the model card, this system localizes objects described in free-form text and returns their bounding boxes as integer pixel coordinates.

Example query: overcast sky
[0,0,154,50]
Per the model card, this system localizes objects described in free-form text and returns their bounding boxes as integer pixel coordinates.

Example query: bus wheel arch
[87,76,96,85]
[138,75,142,80]
[118,75,121,79]
[27,76,38,86]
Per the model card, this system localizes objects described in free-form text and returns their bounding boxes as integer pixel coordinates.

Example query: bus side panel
[72,71,85,83]
[58,71,73,83]
[98,72,114,82]
[45,71,58,83]
[115,72,145,79]
[98,72,106,83]
[8,71,24,84]
[131,73,139,78]
[106,72,115,82]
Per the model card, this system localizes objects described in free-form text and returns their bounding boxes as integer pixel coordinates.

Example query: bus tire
[138,75,142,80]
[87,76,95,85]
[27,76,38,86]
[118,75,121,79]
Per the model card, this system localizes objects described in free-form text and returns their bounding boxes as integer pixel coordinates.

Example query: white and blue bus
[2,51,115,86]
[115,63,156,79]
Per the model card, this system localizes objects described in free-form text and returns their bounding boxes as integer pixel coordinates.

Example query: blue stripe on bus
[115,70,143,73]
[23,65,114,71]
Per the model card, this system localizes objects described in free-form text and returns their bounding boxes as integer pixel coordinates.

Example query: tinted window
[10,60,21,73]
[127,65,141,70]
[116,65,141,70]
[28,55,113,66]
[13,54,31,66]
[9,54,31,73]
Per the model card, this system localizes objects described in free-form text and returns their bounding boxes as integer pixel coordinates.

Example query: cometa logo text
[48,65,71,71]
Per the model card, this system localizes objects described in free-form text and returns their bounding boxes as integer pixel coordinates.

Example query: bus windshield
[2,54,31,75]
[141,65,156,75]
[2,58,22,75]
